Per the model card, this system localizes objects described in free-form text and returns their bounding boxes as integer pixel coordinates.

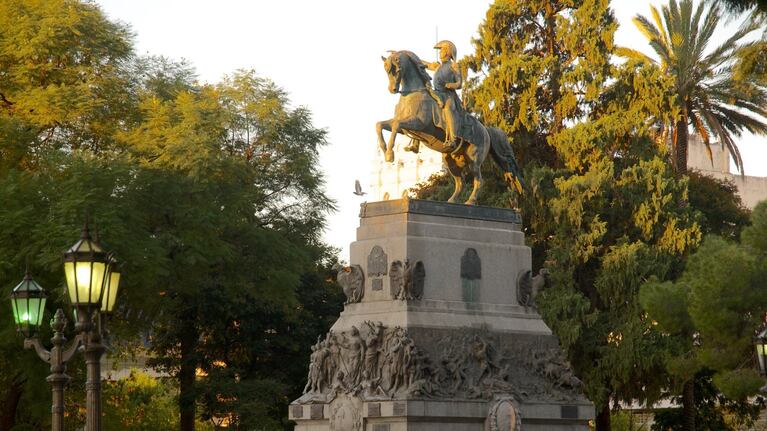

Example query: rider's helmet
[434,40,457,61]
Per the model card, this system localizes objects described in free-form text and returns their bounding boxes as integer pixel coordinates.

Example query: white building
[688,135,767,209]
[368,140,445,201]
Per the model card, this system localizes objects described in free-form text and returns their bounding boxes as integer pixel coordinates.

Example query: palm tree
[619,0,767,175]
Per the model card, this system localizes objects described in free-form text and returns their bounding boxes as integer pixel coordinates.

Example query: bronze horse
[376,50,523,205]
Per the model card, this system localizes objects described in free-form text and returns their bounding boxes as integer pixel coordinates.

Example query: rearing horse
[376,50,523,205]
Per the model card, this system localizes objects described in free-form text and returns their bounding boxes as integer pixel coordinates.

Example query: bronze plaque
[393,401,406,416]
[561,405,578,419]
[291,405,303,418]
[460,248,481,280]
[310,404,324,419]
[368,246,388,277]
[372,278,383,291]
[373,425,390,431]
[368,402,381,417]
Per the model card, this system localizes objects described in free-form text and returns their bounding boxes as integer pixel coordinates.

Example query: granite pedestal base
[290,200,593,430]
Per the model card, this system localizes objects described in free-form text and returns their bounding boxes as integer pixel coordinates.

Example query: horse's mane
[398,50,432,85]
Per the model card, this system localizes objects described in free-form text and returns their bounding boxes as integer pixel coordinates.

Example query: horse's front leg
[444,154,463,203]
[386,117,422,163]
[376,120,392,157]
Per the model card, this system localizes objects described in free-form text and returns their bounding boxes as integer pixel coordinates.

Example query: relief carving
[329,394,362,431]
[516,268,549,311]
[335,264,365,304]
[389,259,425,300]
[486,397,522,431]
[298,324,585,405]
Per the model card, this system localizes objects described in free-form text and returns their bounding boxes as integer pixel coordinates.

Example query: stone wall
[688,135,767,208]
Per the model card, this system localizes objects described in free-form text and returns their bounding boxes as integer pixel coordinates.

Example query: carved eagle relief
[335,264,365,304]
[389,259,425,300]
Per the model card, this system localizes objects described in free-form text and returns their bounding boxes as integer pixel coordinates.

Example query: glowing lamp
[10,271,47,337]
[63,224,108,308]
[100,257,121,314]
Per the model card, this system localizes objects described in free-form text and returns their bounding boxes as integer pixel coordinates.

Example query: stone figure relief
[334,264,364,304]
[528,348,582,391]
[389,259,425,300]
[297,323,586,405]
[461,248,481,302]
[486,397,522,431]
[516,268,550,311]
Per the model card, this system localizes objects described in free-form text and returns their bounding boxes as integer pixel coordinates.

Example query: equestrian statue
[376,40,524,205]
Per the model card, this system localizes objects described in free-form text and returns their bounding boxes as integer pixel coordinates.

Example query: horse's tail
[487,127,524,194]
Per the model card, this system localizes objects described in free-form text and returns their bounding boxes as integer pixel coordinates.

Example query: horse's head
[382,51,401,94]
[382,50,431,95]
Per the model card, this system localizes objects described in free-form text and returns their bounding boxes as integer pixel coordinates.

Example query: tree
[619,0,767,175]
[461,0,615,169]
[117,70,335,431]
[0,2,341,429]
[0,0,134,169]
[649,369,763,431]
[640,202,767,431]
[533,59,701,431]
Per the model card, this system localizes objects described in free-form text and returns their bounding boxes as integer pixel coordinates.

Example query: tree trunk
[675,117,689,175]
[595,403,611,431]
[179,324,198,431]
[682,378,696,431]
[0,375,24,431]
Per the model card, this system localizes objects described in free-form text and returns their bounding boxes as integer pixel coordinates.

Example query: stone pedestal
[290,199,593,430]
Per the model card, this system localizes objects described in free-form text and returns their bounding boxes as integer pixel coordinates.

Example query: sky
[96,0,767,259]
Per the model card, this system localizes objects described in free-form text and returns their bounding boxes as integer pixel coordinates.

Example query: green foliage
[0,0,134,166]
[687,172,750,240]
[650,369,763,431]
[102,371,183,431]
[620,0,767,174]
[0,1,341,429]
[642,227,767,401]
[462,0,615,168]
[611,410,650,431]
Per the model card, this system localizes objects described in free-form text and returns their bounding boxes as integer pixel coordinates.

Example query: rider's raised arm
[421,59,440,72]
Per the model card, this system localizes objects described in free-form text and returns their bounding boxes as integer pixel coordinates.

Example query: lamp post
[8,222,121,431]
[62,223,114,431]
[11,272,83,431]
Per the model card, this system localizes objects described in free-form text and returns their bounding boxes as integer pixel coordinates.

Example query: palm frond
[615,47,656,64]
[700,108,744,173]
[710,105,767,136]
[650,5,670,48]
[701,20,760,70]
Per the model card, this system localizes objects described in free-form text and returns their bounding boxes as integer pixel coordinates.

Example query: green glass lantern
[100,256,121,314]
[10,271,47,337]
[63,224,108,308]
[755,327,767,376]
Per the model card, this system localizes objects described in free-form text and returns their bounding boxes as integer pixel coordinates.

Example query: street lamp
[10,272,83,431]
[8,222,122,431]
[63,223,114,431]
[755,327,767,376]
